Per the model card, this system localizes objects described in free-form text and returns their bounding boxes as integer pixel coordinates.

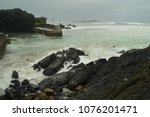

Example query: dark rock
[38,72,72,91]
[95,58,107,72]
[67,48,85,56]
[34,48,86,76]
[71,63,86,71]
[67,62,95,90]
[11,71,19,79]
[33,64,41,71]
[67,24,76,28]
[3,46,150,100]
[43,57,65,76]
[59,24,65,29]
[29,84,39,91]
[0,8,35,32]
[118,50,126,54]
[108,56,120,68]
[38,53,57,69]
[69,46,150,100]
[4,87,24,100]
[21,79,30,87]
[1,71,40,100]
[65,27,71,29]
[9,80,20,88]
[65,48,85,63]
[72,25,76,27]
[35,17,47,26]
[0,95,5,100]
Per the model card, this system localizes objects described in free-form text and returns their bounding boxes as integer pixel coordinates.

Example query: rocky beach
[0,46,150,100]
[0,8,150,100]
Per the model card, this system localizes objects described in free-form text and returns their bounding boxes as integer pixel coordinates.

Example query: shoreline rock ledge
[33,47,86,76]
[0,33,11,59]
[1,46,150,100]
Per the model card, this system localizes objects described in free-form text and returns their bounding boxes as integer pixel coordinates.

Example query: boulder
[43,57,65,76]
[21,79,30,87]
[38,72,73,91]
[34,48,86,76]
[9,80,20,88]
[4,87,24,100]
[33,64,41,71]
[38,53,57,69]
[118,50,126,54]
[65,48,85,63]
[25,84,39,94]
[67,62,95,90]
[11,71,19,79]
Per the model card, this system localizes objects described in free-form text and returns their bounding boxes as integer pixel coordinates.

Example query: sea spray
[0,22,150,90]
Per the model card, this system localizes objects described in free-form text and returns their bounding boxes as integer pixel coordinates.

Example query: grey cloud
[0,0,150,22]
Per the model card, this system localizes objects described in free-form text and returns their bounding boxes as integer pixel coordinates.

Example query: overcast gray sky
[0,0,150,22]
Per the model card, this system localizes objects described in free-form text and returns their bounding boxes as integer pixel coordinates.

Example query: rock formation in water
[33,48,86,76]
[0,8,66,36]
[36,46,150,100]
[0,8,35,32]
[0,46,150,100]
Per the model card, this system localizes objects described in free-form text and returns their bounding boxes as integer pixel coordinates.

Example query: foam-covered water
[0,22,150,91]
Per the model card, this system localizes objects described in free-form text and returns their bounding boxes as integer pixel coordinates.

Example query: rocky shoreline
[0,33,11,59]
[0,46,150,100]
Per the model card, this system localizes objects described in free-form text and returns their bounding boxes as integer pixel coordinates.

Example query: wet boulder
[38,53,57,69]
[21,79,30,87]
[65,48,85,63]
[118,50,126,54]
[67,62,96,90]
[9,80,20,88]
[43,57,65,76]
[33,64,41,71]
[34,48,86,76]
[38,72,73,92]
[11,71,19,79]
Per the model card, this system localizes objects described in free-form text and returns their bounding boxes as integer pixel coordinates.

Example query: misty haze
[0,0,150,100]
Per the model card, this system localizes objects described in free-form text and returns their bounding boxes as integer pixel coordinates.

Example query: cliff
[0,8,35,32]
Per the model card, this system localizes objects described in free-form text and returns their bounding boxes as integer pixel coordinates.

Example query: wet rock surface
[0,71,39,100]
[1,46,150,100]
[33,48,85,76]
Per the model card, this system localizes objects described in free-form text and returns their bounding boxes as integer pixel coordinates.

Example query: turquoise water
[0,22,150,91]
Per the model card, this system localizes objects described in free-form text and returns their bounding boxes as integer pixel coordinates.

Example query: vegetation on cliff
[0,8,35,32]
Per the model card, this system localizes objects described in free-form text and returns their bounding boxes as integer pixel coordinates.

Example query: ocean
[0,21,150,94]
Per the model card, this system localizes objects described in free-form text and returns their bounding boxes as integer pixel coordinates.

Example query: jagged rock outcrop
[36,46,150,100]
[0,8,35,32]
[1,46,150,100]
[69,46,150,99]
[33,48,86,76]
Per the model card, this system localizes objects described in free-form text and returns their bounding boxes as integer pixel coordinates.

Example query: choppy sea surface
[0,21,150,92]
